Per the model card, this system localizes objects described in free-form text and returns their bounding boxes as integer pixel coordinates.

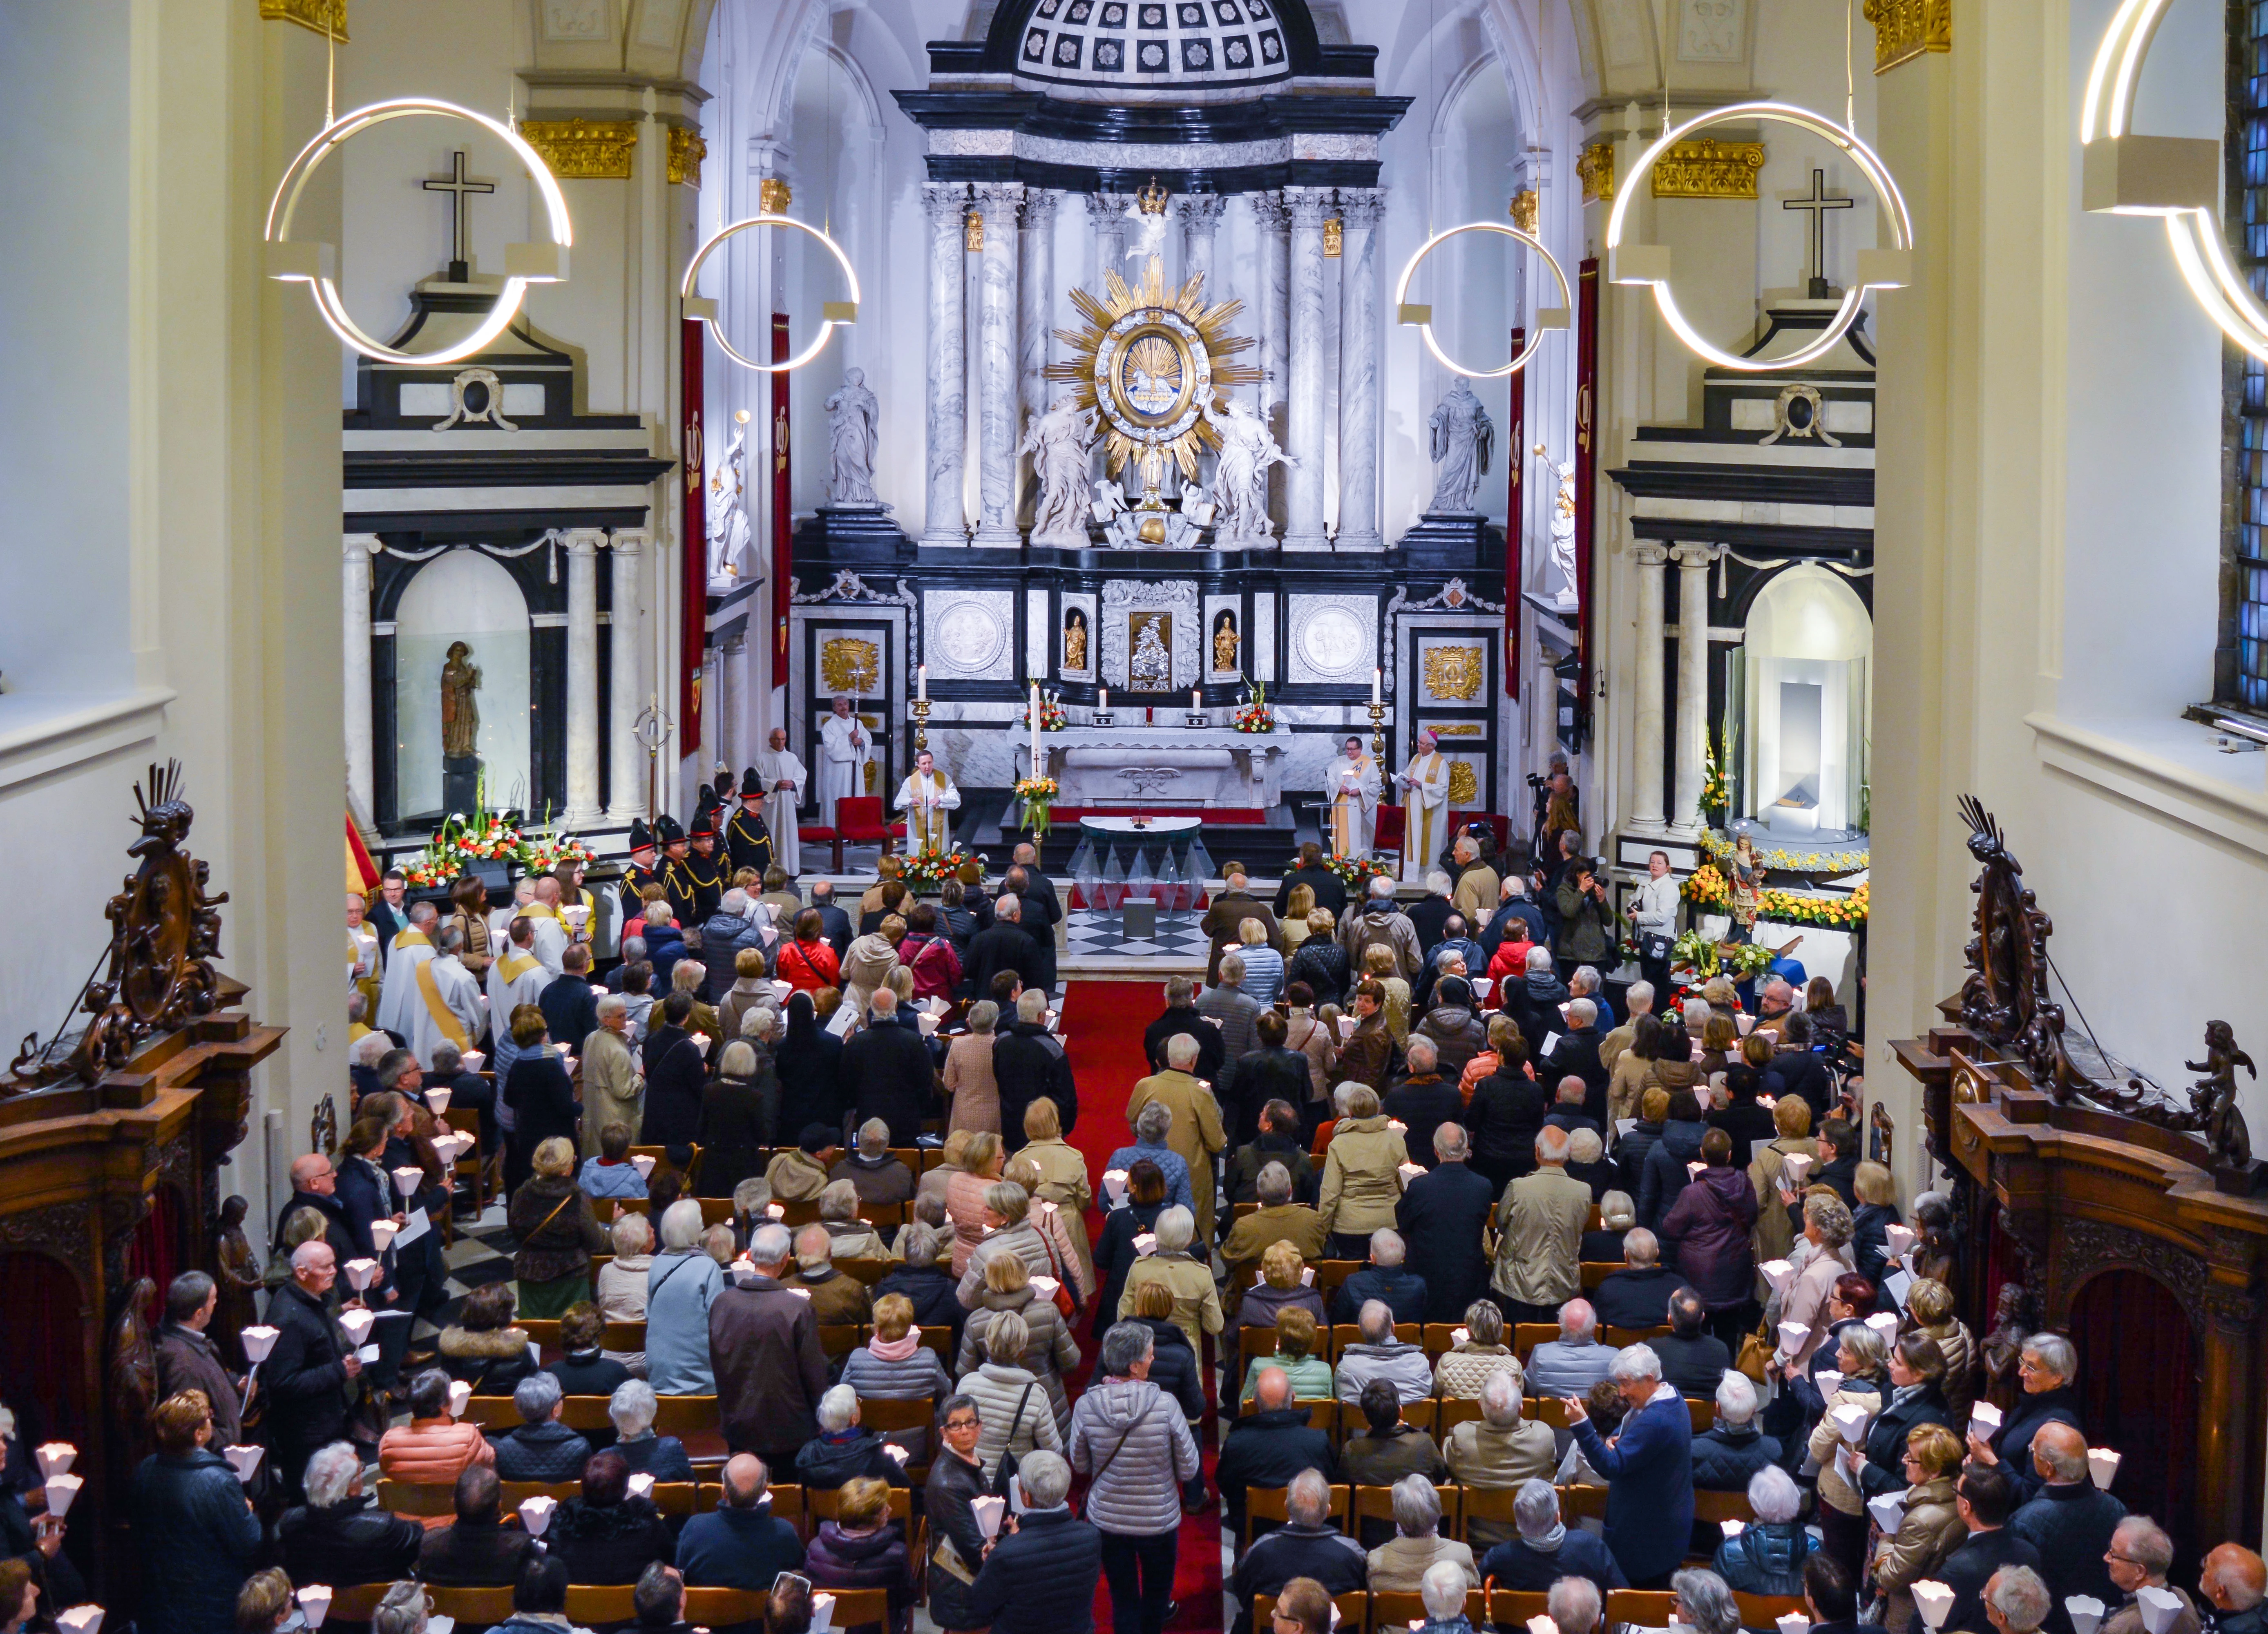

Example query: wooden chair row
[1233,1319,1675,1372]
[1232,1393,1718,1438]
[375,1477,914,1543]
[511,1315,944,1364]
[1242,1482,1755,1549]
[458,1388,940,1453]
[1249,1587,1806,1634]
[561,1585,890,1632]
[1232,1259,1369,1297]
[409,1583,887,1634]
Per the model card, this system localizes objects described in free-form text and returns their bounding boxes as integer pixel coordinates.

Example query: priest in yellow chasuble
[1397,731,1452,882]
[894,749,961,853]
[487,915,552,1022]
[374,901,439,1038]
[1326,734,1379,857]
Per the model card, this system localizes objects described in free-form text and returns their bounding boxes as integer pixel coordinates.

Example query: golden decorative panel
[1422,645,1484,703]
[260,0,346,40]
[667,128,708,187]
[965,211,984,253]
[1448,761,1480,805]
[1577,142,1616,206]
[1509,189,1540,234]
[759,178,793,214]
[1864,0,1950,72]
[1323,218,1343,258]
[1431,723,1484,736]
[521,119,637,181]
[820,638,882,696]
[1650,139,1767,200]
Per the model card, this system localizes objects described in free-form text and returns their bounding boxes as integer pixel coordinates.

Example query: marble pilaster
[972,180,1024,545]
[1179,193,1226,299]
[1630,542,1671,831]
[1086,191,1131,286]
[606,529,648,820]
[718,632,749,782]
[1251,192,1292,528]
[921,183,970,545]
[563,529,604,825]
[1282,187,1333,552]
[1335,190,1386,551]
[1672,543,1716,832]
[1019,188,1059,435]
[343,534,380,836]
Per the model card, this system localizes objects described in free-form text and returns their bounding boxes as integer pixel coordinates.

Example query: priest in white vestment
[816,696,871,829]
[1397,732,1453,883]
[523,876,569,974]
[893,749,961,853]
[1325,734,1379,857]
[486,917,553,1023]
[757,727,808,876]
[373,902,440,1038]
[408,924,487,1068]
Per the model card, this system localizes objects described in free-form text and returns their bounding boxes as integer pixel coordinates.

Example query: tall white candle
[1372,666,1382,706]
[1098,686,1108,711]
[1030,681,1041,772]
[917,665,927,703]
[1191,688,1201,712]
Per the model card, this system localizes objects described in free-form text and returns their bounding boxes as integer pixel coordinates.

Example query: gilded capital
[1650,139,1767,200]
[1863,0,1951,73]
[1577,142,1616,206]
[666,128,707,188]
[1509,189,1541,234]
[259,0,346,41]
[520,119,637,181]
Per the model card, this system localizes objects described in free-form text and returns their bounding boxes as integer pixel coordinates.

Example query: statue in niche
[706,417,753,582]
[440,641,482,761]
[1204,396,1292,545]
[1063,608,1090,673]
[1535,444,1580,608]
[1021,394,1097,546]
[824,367,882,507]
[1212,609,1240,675]
[1426,376,1494,514]
[2187,1020,2256,1169]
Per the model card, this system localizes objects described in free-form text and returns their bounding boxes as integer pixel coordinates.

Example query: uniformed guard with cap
[726,766,775,877]
[619,817,661,919]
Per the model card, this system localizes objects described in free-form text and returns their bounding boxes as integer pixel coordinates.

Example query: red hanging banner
[679,316,707,752]
[771,313,792,690]
[1504,325,1526,701]
[1574,259,1600,740]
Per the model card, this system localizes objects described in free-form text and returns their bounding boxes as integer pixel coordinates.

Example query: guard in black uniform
[619,818,661,919]
[656,813,697,924]
[726,766,776,877]
[674,798,726,923]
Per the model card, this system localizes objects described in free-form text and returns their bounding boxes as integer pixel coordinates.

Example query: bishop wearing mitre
[408,922,487,1069]
[374,900,440,1038]
[817,695,870,828]
[1397,730,1452,883]
[894,748,961,854]
[1325,734,1379,857]
[755,728,808,875]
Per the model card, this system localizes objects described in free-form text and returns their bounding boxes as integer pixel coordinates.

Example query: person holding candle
[131,1390,261,1634]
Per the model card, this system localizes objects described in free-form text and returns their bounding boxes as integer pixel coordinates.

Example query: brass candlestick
[912,696,932,753]
[1369,699,1389,802]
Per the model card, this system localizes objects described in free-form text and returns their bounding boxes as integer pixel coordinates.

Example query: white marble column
[717,632,747,781]
[1672,542,1716,831]
[1335,189,1386,551]
[1179,193,1226,297]
[343,534,380,836]
[1250,192,1291,528]
[1282,187,1333,551]
[606,529,648,820]
[1087,192,1131,286]
[1018,188,1058,517]
[1630,542,1671,831]
[921,183,970,545]
[972,180,1024,544]
[562,529,604,825]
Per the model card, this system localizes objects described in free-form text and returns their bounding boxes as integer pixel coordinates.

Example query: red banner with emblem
[680,316,706,750]
[771,313,792,690]
[1505,324,1526,700]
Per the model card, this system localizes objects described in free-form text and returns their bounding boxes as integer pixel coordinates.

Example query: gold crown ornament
[1135,179,1171,215]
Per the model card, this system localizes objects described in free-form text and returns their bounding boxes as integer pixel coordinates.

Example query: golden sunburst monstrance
[1046,255,1262,508]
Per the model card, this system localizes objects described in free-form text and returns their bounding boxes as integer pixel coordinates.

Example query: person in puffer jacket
[378,1368,497,1485]
[697,893,770,1001]
[1712,1465,1816,1595]
[1069,1322,1202,1634]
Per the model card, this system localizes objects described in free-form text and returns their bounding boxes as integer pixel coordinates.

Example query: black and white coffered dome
[987,0,1328,102]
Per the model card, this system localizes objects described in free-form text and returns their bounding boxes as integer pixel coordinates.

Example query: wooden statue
[212,1196,263,1360]
[2187,1020,2257,1170]
[107,1277,158,1494]
[1980,1280,2035,1400]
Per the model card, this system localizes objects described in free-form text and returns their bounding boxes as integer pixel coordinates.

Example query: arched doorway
[393,548,532,819]
[1738,565,1871,833]
[2068,1268,2200,1573]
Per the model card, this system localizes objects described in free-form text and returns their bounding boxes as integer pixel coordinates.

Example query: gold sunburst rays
[1047,255,1261,485]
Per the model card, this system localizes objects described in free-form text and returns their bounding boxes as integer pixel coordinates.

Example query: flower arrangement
[1720,940,1779,978]
[1682,863,1731,909]
[1700,728,1732,825]
[900,846,976,886]
[1231,679,1276,734]
[1020,694,1070,732]
[1013,776,1060,838]
[1325,853,1393,888]
[1698,828,1870,877]
[401,849,463,889]
[519,830,598,873]
[1671,928,1723,979]
[1756,883,1869,928]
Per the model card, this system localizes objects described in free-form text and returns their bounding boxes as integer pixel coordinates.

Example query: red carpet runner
[1059,980,1223,1634]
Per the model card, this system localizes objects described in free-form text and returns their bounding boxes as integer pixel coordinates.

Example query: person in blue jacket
[1560,1341,1695,1589]
[132,1387,262,1634]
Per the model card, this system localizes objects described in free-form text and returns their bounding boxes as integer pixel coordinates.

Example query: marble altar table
[1016,725,1296,807]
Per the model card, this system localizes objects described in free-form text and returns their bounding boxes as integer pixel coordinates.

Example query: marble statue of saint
[1130,617,1171,692]
[1204,396,1291,544]
[1020,395,1096,546]
[1212,610,1240,675]
[1427,376,1495,513]
[706,424,753,582]
[1063,609,1090,672]
[824,367,881,506]
[1537,445,1580,608]
[440,641,480,760]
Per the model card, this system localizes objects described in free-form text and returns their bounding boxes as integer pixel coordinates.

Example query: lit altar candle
[1372,666,1382,706]
[1098,686,1108,711]
[1191,688,1201,712]
[917,665,927,703]
[1029,681,1041,770]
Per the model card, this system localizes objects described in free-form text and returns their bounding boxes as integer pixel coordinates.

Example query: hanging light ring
[1392,222,1574,378]
[265,98,574,368]
[1605,101,1915,373]
[680,214,861,374]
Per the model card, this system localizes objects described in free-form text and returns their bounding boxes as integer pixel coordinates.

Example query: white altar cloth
[1017,725,1296,808]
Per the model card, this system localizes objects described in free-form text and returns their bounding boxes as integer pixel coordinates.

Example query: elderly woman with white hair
[644,1197,726,1394]
[1669,1569,1742,1634]
[943,999,1003,1136]
[955,1306,1064,1481]
[1711,1464,1814,1594]
[1102,1097,1198,1219]
[608,1377,695,1482]
[1804,1319,1890,1582]
[1365,1473,1479,1594]
[276,1440,425,1589]
[1966,1328,2083,1507]
[959,1250,1082,1433]
[1115,1204,1224,1354]
[697,1034,776,1199]
[1434,1300,1524,1400]
[596,1210,657,1322]
[955,1181,1066,1308]
[795,1382,909,1492]
[1318,1081,1411,1259]
[817,1179,891,1261]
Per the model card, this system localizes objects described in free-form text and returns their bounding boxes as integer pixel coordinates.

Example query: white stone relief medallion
[926,593,1014,679]
[1289,599,1371,682]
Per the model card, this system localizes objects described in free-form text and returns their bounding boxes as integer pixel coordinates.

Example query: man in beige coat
[1126,1032,1227,1243]
[580,994,644,1157]
[1445,1372,1559,1549]
[1450,835,1500,924]
[1222,1160,1329,1272]
[1488,1125,1590,1323]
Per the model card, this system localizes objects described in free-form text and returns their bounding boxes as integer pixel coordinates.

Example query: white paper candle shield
[391,1165,425,1199]
[356,1343,381,1364]
[1133,1232,1158,1256]
[368,1220,399,1252]
[1776,1614,1810,1634]
[972,1496,1006,1539]
[1865,1313,1901,1343]
[1969,1401,2004,1435]
[1527,1617,1555,1634]
[1781,1153,1814,1185]
[426,1087,454,1116]
[809,1594,837,1634]
[35,1444,75,1479]
[2088,1448,2121,1490]
[224,1445,264,1482]
[338,1308,377,1346]
[1102,1170,1129,1206]
[766,1203,786,1219]
[1687,1160,1707,1179]
[1398,1163,1425,1184]
[1778,1321,1811,1355]
[447,1380,474,1418]
[344,1257,379,1291]
[787,1286,811,1300]
[1884,1224,1916,1257]
[56,1606,104,1634]
[731,1258,758,1287]
[628,1473,656,1498]
[1031,1276,1060,1299]
[1814,1371,1843,1398]
[632,1154,657,1179]
[2138,1587,2183,1634]
[1760,1260,1795,1292]
[1299,1268,1314,1286]
[519,1495,558,1536]
[297,1587,333,1630]
[1721,1520,1746,1538]
[1386,1119,1407,1133]
[2066,1596,2107,1634]
[1867,1493,1907,1532]
[241,1325,279,1363]
[1912,1583,1957,1630]
[1451,1328,1470,1347]
[45,1474,83,1517]
[1831,1403,1872,1444]
[883,1443,910,1464]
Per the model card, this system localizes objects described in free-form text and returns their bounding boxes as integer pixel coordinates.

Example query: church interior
[6,1,2268,1632]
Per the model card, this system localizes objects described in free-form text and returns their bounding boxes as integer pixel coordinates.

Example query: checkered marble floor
[1062,907,1212,962]
[429,1196,516,1335]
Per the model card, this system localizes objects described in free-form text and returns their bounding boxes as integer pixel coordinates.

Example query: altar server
[487,914,552,1021]
[1398,731,1453,883]
[894,748,961,853]
[817,695,871,828]
[409,923,487,1067]
[756,728,808,876]
[1327,734,1379,857]
[374,900,440,1038]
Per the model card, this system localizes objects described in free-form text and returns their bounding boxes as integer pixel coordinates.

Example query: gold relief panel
[1863,0,1950,72]
[1323,217,1343,258]
[667,128,708,188]
[1577,142,1616,206]
[1448,761,1480,806]
[521,119,638,181]
[1421,645,1484,703]
[965,210,985,254]
[820,637,883,696]
[1650,139,1767,200]
[1430,723,1484,736]
[260,0,346,40]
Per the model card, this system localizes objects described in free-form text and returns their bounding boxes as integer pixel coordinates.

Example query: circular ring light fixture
[2080,0,2268,359]
[265,98,573,367]
[1392,221,1573,377]
[680,215,861,374]
[1605,101,1915,372]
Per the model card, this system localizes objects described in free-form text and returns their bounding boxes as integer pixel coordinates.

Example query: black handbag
[989,1381,1037,1498]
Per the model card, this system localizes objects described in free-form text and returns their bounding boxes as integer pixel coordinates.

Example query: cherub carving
[2186,1020,2256,1169]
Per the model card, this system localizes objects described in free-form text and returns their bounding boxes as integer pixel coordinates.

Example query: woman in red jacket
[777,908,842,993]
